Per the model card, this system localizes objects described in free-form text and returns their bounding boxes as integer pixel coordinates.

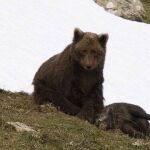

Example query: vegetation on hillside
[0,89,150,150]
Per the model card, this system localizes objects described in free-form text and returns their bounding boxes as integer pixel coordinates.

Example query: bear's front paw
[76,112,94,124]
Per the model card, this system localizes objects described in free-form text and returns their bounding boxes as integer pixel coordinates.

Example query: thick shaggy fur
[33,28,108,123]
[96,103,150,138]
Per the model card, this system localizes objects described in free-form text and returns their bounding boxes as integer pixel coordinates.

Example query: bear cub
[33,28,108,123]
[96,103,150,138]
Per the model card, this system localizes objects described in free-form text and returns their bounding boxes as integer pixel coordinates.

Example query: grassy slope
[141,0,150,23]
[0,90,150,150]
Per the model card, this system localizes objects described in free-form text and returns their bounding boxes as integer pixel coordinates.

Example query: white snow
[0,0,150,113]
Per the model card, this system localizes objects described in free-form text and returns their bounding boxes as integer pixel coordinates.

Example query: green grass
[141,0,150,23]
[0,90,150,150]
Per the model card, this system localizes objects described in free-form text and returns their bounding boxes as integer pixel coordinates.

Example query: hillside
[0,89,150,150]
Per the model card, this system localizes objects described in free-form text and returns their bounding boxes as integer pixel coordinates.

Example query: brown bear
[95,103,150,138]
[32,28,108,123]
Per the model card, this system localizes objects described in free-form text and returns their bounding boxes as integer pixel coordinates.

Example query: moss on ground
[0,89,150,150]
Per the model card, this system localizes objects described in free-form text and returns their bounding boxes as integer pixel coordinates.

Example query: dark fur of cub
[96,103,150,138]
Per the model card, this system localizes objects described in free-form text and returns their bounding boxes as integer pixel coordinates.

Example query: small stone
[69,141,74,146]
[5,122,36,133]
[132,140,143,146]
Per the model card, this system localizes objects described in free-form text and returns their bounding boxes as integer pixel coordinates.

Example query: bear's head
[71,28,108,71]
[95,107,114,130]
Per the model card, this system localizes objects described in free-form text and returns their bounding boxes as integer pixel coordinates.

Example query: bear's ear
[98,33,109,48]
[73,28,84,43]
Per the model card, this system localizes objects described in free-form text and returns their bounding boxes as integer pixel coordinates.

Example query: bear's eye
[91,50,97,54]
[82,49,87,53]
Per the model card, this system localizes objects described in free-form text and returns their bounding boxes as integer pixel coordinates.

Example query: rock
[5,122,36,133]
[132,140,150,147]
[132,140,143,146]
[38,104,58,113]
[94,0,146,22]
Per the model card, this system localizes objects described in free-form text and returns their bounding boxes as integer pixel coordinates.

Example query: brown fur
[32,28,108,123]
[95,103,150,138]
